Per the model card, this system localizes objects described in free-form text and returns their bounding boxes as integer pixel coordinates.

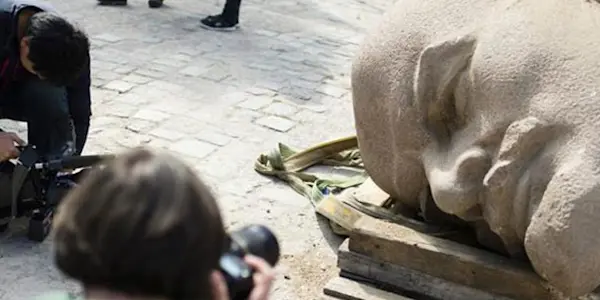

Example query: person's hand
[0,132,24,161]
[245,255,276,300]
[211,255,276,300]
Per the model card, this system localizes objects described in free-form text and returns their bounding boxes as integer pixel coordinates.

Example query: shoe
[200,15,239,31]
[98,0,127,5]
[148,0,163,8]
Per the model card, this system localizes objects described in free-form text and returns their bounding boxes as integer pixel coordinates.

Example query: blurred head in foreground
[52,146,226,299]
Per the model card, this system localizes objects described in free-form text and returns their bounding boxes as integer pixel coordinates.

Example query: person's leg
[222,0,242,23]
[0,80,75,160]
[200,0,242,31]
[148,0,164,8]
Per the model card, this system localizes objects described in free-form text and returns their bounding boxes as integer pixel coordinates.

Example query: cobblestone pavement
[0,0,391,299]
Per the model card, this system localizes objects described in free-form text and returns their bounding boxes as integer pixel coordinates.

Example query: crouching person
[37,147,275,300]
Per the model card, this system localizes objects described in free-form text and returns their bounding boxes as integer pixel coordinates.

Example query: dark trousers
[0,79,76,159]
[222,0,242,23]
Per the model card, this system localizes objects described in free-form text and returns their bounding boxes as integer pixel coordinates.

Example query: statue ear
[413,33,477,144]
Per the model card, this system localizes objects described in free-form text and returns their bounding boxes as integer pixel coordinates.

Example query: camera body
[220,224,280,300]
[0,145,108,242]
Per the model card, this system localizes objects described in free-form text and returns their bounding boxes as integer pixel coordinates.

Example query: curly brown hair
[52,147,226,299]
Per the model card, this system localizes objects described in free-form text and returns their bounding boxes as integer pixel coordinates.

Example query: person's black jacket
[0,0,91,153]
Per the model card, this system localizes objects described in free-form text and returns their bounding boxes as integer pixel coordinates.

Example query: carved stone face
[352,0,600,296]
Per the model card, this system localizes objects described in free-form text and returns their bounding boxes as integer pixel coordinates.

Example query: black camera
[0,144,112,242]
[220,224,280,300]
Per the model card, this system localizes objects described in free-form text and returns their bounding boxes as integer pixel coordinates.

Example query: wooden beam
[323,276,414,300]
[347,217,577,300]
[337,240,509,300]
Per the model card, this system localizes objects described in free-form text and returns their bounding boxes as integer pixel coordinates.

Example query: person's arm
[66,60,91,155]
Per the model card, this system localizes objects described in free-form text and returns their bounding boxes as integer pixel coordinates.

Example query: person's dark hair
[53,147,227,299]
[25,12,89,86]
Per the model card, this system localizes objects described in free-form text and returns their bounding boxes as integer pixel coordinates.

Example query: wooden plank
[348,217,592,300]
[324,276,414,300]
[337,240,510,300]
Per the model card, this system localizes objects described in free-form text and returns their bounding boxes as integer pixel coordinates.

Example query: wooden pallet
[321,178,600,300]
[324,216,600,300]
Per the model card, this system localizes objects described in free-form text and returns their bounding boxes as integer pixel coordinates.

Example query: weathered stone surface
[353,0,600,297]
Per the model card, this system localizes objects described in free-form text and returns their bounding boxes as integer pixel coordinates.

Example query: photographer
[0,0,91,160]
[38,147,275,300]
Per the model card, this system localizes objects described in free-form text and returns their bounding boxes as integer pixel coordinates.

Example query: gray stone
[200,65,231,82]
[179,66,207,77]
[146,80,186,93]
[152,58,187,68]
[94,70,120,81]
[255,116,296,132]
[133,68,167,79]
[91,60,119,71]
[125,119,157,133]
[103,80,135,93]
[236,96,273,110]
[132,109,171,122]
[149,127,187,142]
[195,131,232,146]
[94,33,124,43]
[169,139,218,159]
[245,87,277,96]
[317,85,348,98]
[263,101,299,117]
[113,66,136,74]
[122,74,153,84]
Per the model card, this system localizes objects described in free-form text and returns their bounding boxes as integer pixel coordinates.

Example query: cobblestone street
[0,0,390,299]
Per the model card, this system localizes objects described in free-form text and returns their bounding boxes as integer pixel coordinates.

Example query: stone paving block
[113,66,136,74]
[146,80,186,93]
[195,131,232,146]
[179,66,208,77]
[104,102,138,118]
[152,58,187,68]
[247,62,279,72]
[176,47,203,56]
[255,115,296,132]
[132,109,171,122]
[236,96,272,110]
[122,74,153,84]
[254,29,279,37]
[169,139,218,159]
[263,101,299,117]
[125,119,157,133]
[245,87,277,96]
[133,68,167,79]
[200,65,231,82]
[301,103,328,113]
[94,70,120,81]
[169,54,192,62]
[299,73,327,83]
[149,127,187,142]
[93,33,124,43]
[103,80,135,93]
[91,60,119,71]
[317,84,348,98]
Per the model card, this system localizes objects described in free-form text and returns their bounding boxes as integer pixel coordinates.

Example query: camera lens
[230,224,280,266]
